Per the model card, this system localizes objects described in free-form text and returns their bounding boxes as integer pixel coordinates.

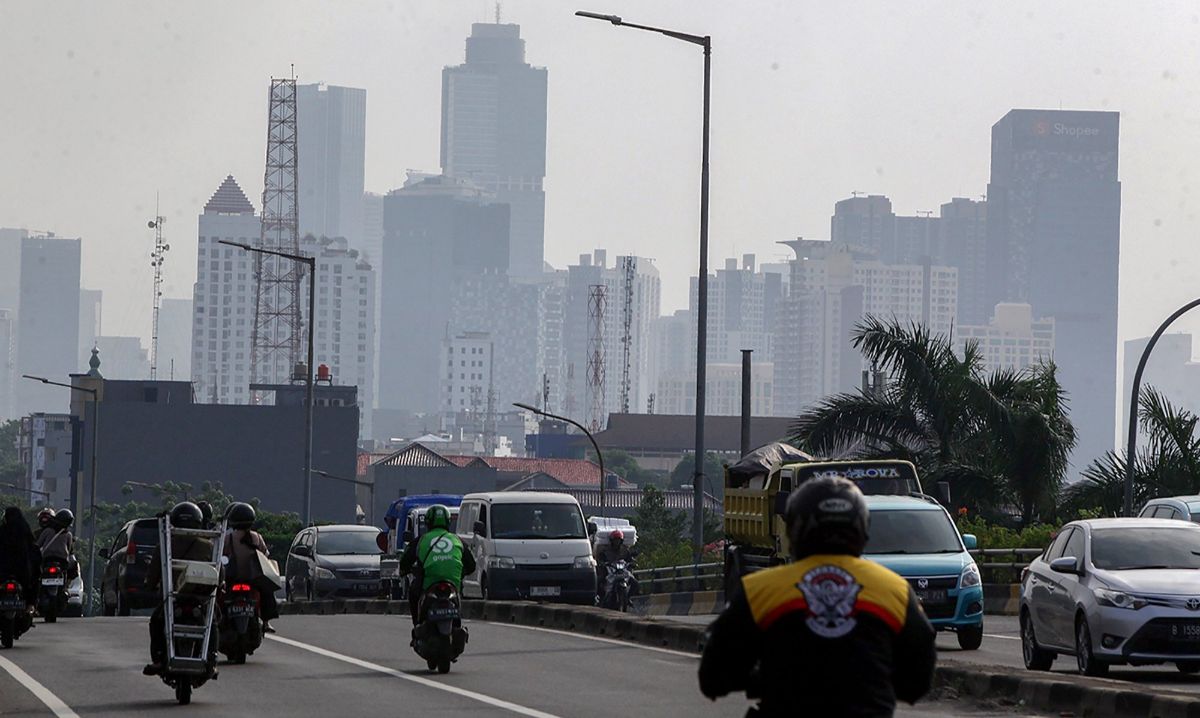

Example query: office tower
[987,109,1121,464]
[191,176,260,404]
[378,173,509,416]
[78,288,102,364]
[0,309,14,420]
[657,362,774,416]
[1122,334,1200,440]
[440,331,495,414]
[957,303,1055,373]
[157,298,193,381]
[442,22,548,277]
[15,234,81,415]
[0,228,25,314]
[653,310,693,381]
[939,198,989,326]
[831,195,897,260]
[688,254,784,368]
[18,413,75,508]
[773,240,958,416]
[296,84,367,246]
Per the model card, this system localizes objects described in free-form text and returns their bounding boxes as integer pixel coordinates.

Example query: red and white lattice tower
[586,284,607,433]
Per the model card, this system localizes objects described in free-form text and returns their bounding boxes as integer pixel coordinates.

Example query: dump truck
[723,443,927,591]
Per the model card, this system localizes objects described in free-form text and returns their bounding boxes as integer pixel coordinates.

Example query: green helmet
[426,504,451,531]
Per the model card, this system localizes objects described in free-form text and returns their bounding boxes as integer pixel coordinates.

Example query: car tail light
[126,540,137,563]
[1020,567,1030,584]
[232,583,251,593]
[3,582,15,592]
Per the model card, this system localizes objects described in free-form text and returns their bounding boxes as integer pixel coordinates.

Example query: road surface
[0,614,1047,716]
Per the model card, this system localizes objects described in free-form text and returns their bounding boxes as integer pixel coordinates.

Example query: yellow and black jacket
[699,554,936,717]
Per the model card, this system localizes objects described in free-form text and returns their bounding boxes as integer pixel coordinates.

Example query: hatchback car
[98,518,160,615]
[1137,496,1200,523]
[285,525,382,601]
[862,496,984,649]
[1020,518,1200,676]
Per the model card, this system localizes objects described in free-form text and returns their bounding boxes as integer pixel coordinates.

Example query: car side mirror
[1050,556,1081,575]
[376,532,389,552]
[587,521,598,537]
[97,548,110,560]
[474,520,486,537]
[961,533,977,550]
[292,545,311,557]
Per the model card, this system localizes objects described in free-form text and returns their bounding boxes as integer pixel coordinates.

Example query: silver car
[1020,518,1200,676]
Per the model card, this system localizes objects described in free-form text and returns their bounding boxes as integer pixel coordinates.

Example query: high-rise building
[157,297,193,382]
[78,288,102,365]
[773,239,958,416]
[652,309,693,384]
[688,254,784,368]
[296,83,367,246]
[442,22,548,277]
[378,173,509,417]
[18,413,75,508]
[0,309,14,420]
[191,176,260,404]
[0,228,25,315]
[957,303,1055,374]
[15,234,81,416]
[657,362,774,417]
[440,331,494,414]
[987,109,1121,464]
[1121,334,1200,441]
[938,198,989,326]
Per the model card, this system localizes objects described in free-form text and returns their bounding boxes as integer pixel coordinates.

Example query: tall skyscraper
[688,254,784,369]
[296,83,367,246]
[15,234,81,415]
[957,303,1055,374]
[157,297,193,382]
[987,109,1121,465]
[938,198,988,326]
[0,309,14,421]
[442,23,548,277]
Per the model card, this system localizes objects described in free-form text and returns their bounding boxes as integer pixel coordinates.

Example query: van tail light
[126,540,137,564]
[232,583,252,593]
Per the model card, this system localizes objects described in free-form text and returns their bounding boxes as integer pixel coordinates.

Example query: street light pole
[220,240,317,526]
[1123,297,1200,516]
[0,482,51,501]
[311,469,375,526]
[575,10,710,559]
[514,402,606,518]
[22,374,99,616]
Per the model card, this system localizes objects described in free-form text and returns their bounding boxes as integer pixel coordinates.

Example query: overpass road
[0,614,1058,716]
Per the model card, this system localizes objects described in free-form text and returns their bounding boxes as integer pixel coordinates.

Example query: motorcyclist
[143,502,220,676]
[699,475,936,717]
[397,504,475,626]
[36,509,76,578]
[0,507,42,610]
[34,508,55,543]
[594,529,637,598]
[197,501,215,530]
[222,502,278,633]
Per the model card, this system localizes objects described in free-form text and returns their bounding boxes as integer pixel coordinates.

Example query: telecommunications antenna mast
[148,200,169,380]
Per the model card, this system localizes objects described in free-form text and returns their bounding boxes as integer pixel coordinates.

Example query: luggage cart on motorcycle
[157,515,226,705]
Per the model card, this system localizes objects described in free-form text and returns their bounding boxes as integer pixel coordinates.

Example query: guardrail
[633,562,723,594]
[969,547,1042,583]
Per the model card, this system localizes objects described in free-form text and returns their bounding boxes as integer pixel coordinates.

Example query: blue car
[862,495,984,650]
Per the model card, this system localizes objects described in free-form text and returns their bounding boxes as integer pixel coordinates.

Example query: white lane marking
[479,620,700,658]
[0,654,81,718]
[266,634,561,718]
[984,634,1020,641]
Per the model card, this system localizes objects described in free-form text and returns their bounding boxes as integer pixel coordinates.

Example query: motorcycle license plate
[1171,624,1200,642]
[426,607,459,620]
[227,604,255,617]
[529,586,561,597]
[0,597,22,610]
[41,578,64,586]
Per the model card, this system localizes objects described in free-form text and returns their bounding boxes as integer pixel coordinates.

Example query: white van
[456,492,597,605]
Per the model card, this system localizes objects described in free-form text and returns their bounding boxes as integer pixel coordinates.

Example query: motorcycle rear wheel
[437,659,451,674]
[426,658,438,672]
[43,600,57,623]
[175,682,192,705]
[1,624,12,649]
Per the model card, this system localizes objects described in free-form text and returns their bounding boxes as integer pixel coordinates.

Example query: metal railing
[969,548,1043,584]
[633,562,723,594]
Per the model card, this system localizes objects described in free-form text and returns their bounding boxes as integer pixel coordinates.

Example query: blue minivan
[863,495,984,650]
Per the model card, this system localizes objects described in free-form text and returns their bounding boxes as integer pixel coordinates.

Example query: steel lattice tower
[586,284,607,433]
[251,78,303,394]
[618,256,636,414]
[148,201,169,380]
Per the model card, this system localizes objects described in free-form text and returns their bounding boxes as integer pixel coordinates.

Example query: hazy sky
[4,1,1200,367]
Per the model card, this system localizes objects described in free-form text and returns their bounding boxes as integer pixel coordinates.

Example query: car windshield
[1091,528,1200,570]
[492,503,586,539]
[315,531,381,555]
[864,509,962,555]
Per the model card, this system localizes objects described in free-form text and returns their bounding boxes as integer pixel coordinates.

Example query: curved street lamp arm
[514,403,606,518]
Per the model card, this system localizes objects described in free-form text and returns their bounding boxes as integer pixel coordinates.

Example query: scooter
[600,560,636,612]
[37,558,68,623]
[0,578,32,649]
[411,581,467,674]
[218,582,263,664]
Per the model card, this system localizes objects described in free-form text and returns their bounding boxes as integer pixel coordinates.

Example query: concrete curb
[982,583,1019,616]
[632,590,725,616]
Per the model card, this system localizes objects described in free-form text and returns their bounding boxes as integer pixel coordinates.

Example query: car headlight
[1094,587,1147,610]
[959,563,981,589]
[314,566,335,580]
[487,556,516,570]
[573,555,596,570]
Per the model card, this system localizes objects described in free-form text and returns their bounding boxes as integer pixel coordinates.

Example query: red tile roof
[357,451,393,477]
[447,456,631,488]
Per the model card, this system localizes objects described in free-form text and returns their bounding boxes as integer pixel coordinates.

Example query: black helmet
[54,509,74,529]
[169,501,204,530]
[196,501,214,526]
[784,475,869,559]
[226,502,256,530]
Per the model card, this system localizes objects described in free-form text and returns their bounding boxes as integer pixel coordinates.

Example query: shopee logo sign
[1034,120,1099,137]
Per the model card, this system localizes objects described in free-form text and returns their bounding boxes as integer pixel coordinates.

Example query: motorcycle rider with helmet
[222,502,278,633]
[36,509,77,579]
[594,528,637,600]
[699,475,936,716]
[34,508,56,543]
[397,504,475,626]
[143,502,220,676]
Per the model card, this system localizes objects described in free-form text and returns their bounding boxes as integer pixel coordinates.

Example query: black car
[285,525,382,601]
[98,518,159,615]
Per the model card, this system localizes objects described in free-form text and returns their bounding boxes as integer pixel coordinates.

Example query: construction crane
[148,201,169,380]
[619,256,636,414]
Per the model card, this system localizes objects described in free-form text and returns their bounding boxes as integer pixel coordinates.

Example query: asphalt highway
[0,614,1048,716]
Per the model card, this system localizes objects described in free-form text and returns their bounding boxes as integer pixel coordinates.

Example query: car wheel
[1178,661,1200,674]
[117,591,130,617]
[306,581,315,602]
[102,590,116,617]
[1021,611,1055,671]
[1075,616,1108,677]
[480,574,490,601]
[957,623,984,651]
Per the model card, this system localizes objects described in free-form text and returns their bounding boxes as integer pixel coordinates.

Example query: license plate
[0,598,22,610]
[41,578,64,586]
[1171,624,1200,642]
[916,589,947,604]
[356,582,378,593]
[227,604,255,617]
[529,586,561,597]
[426,607,459,620]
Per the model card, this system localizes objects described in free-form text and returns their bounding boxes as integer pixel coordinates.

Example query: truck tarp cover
[727,442,812,487]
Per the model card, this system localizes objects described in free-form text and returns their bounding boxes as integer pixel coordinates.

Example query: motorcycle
[410,581,467,674]
[0,578,32,648]
[601,559,636,612]
[218,582,262,664]
[37,558,68,623]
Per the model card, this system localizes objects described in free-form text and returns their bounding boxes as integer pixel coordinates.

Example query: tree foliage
[588,448,663,487]
[0,420,24,486]
[669,452,726,496]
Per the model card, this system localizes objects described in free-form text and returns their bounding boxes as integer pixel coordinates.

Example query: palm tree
[791,316,1075,525]
[1067,387,1200,515]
